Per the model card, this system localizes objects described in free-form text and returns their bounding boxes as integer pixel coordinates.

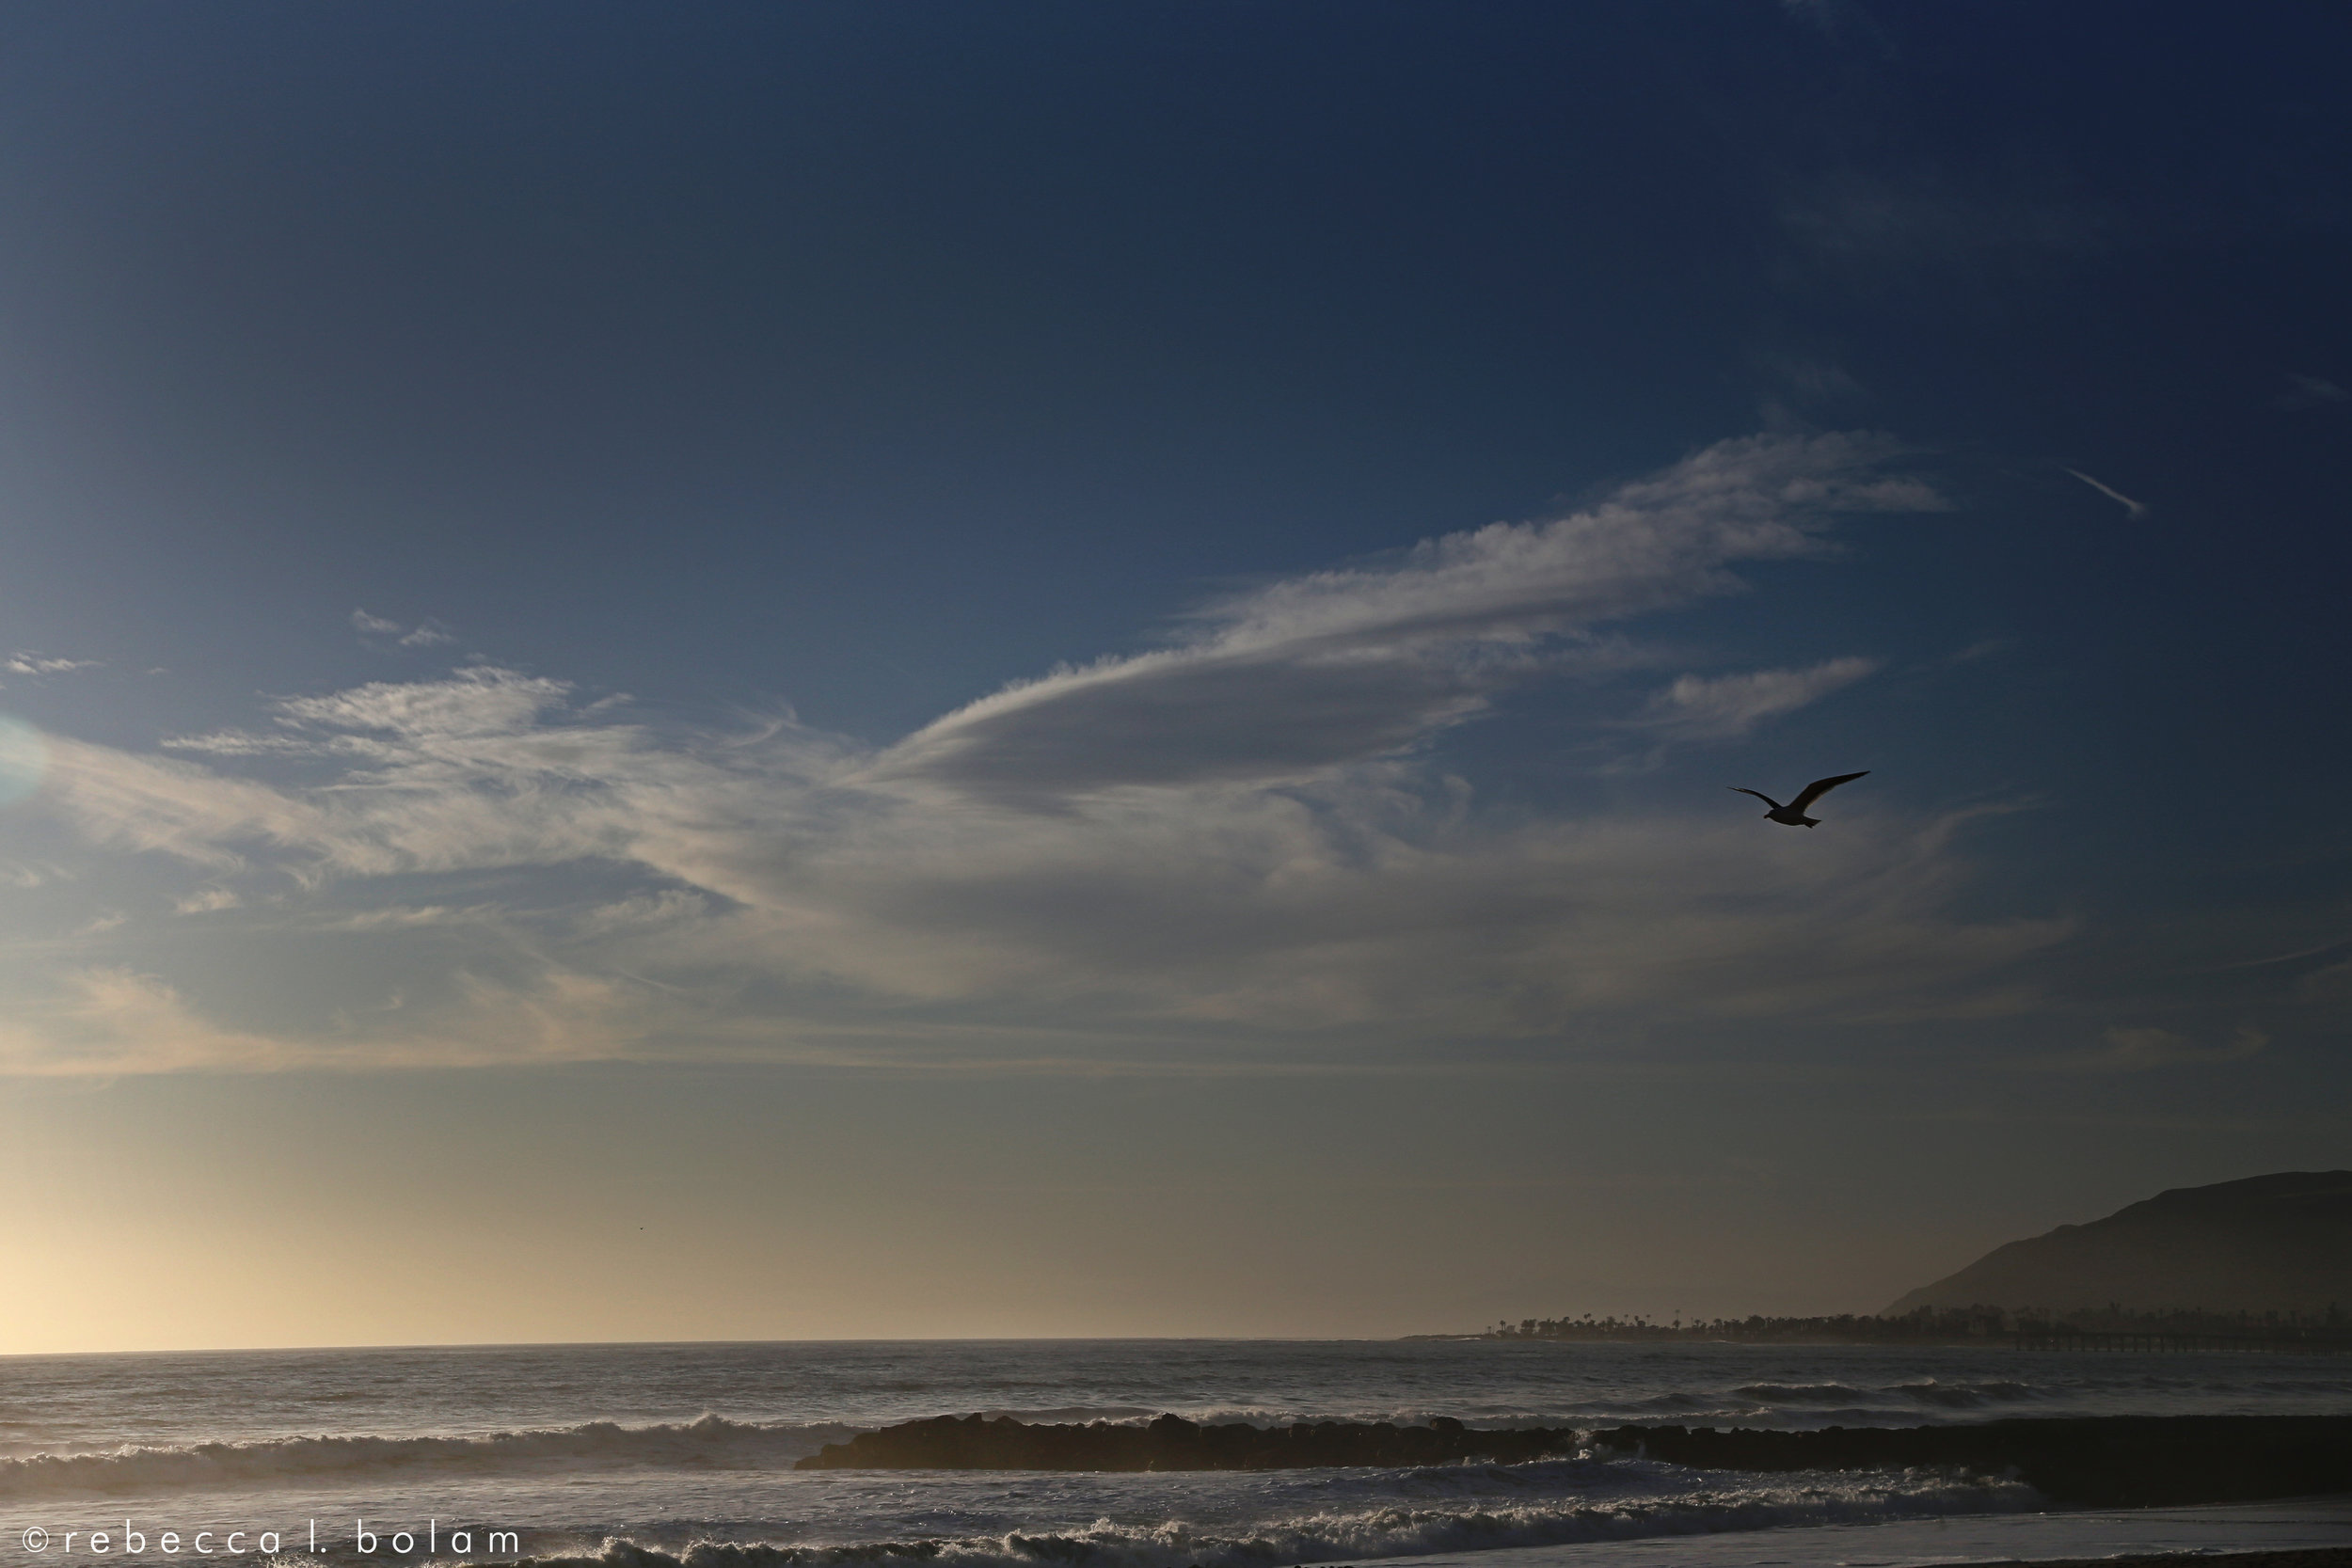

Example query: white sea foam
[971,1407,1163,1425]
[0,1418,853,1500]
[6,1338,2344,1568]
[1728,1384,1870,1402]
[1888,1380,2045,1408]
[507,1469,2041,1568]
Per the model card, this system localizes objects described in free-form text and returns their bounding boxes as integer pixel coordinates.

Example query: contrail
[2062,467,2149,518]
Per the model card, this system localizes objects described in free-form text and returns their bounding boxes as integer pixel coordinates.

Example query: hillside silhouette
[1884,1171,2352,1317]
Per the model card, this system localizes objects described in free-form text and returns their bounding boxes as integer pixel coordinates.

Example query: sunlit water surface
[4,1340,2346,1568]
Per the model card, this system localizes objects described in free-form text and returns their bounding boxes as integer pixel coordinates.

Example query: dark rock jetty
[795,1412,2352,1508]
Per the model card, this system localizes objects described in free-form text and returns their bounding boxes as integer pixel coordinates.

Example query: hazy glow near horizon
[0,2,2345,1353]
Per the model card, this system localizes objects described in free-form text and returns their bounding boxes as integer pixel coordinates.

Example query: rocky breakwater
[793,1413,1581,1471]
[1587,1415,2352,1508]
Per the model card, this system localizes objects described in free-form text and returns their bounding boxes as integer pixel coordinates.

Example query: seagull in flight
[1729,771,1868,828]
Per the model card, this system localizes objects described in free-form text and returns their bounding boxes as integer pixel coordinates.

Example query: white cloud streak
[7,433,2062,1075]
[0,965,648,1076]
[871,433,1939,802]
[1640,657,1879,741]
[2062,467,2149,519]
[2277,373,2348,411]
[2056,1024,2270,1073]
[353,609,456,647]
[4,652,99,675]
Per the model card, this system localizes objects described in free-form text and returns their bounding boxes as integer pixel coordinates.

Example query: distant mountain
[1884,1171,2352,1317]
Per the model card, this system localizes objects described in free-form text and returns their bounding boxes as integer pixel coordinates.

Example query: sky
[1,0,2348,1353]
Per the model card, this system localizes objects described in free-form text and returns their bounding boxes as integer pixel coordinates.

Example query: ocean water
[2,1339,2348,1568]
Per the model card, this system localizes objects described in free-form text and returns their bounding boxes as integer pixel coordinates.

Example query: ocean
[4,1339,2349,1568]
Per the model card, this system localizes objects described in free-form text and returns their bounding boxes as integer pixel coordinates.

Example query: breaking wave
[510,1468,2040,1568]
[1891,1381,2045,1408]
[0,1418,853,1500]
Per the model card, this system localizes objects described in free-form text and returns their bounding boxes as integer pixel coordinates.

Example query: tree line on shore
[1479,1303,2350,1344]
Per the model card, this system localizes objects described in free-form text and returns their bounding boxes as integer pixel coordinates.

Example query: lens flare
[0,717,50,805]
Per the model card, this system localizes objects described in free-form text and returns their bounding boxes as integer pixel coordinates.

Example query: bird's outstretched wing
[1788,771,1869,812]
[1728,787,1783,809]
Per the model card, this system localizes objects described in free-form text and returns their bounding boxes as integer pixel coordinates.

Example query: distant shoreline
[1399,1334,1990,1348]
[1409,1331,2352,1353]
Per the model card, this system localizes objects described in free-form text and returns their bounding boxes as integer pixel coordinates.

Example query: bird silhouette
[1730,771,1868,827]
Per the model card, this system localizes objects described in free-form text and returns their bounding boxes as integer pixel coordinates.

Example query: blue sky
[0,1,2347,1349]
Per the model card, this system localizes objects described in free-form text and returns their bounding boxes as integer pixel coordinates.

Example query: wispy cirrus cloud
[6,433,2065,1075]
[2063,467,2149,519]
[40,736,334,871]
[1639,657,1879,742]
[1782,173,2118,274]
[0,964,649,1076]
[2277,373,2348,411]
[2044,1024,2272,1073]
[351,609,458,648]
[871,433,1939,803]
[4,652,100,675]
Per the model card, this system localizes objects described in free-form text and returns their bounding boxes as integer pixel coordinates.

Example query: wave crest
[512,1470,2039,1568]
[1891,1381,2043,1408]
[0,1418,852,1500]
[1729,1385,1869,1402]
